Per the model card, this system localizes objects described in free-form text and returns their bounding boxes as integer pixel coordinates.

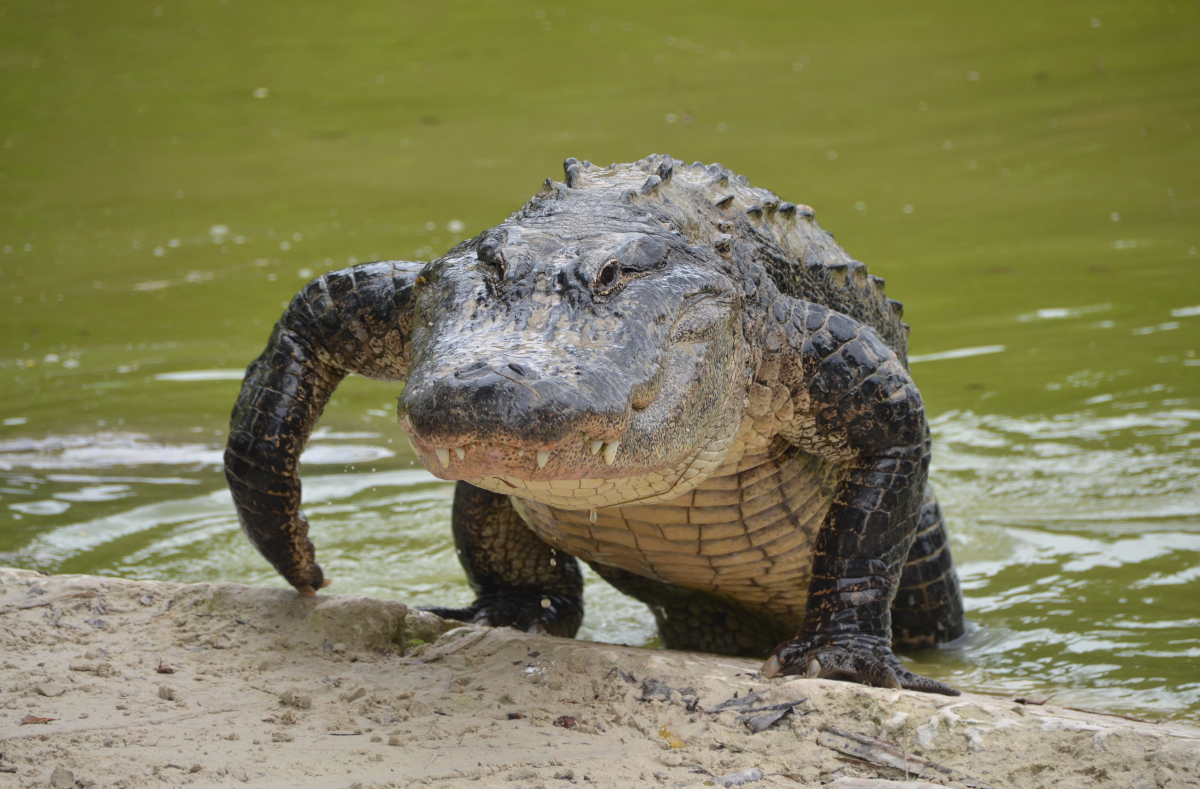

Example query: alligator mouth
[403,429,625,481]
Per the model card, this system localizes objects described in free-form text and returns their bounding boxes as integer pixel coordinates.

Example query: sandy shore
[1,567,1197,789]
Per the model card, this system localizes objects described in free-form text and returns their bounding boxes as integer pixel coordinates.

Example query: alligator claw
[285,554,325,598]
[419,590,582,639]
[763,633,958,696]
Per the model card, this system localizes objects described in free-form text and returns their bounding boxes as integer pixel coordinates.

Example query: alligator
[224,155,966,694]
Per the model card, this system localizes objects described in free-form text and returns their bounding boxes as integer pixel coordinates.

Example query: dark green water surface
[2,1,1198,720]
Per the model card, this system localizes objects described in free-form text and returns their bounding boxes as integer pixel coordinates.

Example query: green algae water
[2,1,1198,721]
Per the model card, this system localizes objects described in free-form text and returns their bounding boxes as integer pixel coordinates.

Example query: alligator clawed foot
[762,633,959,696]
[420,589,582,639]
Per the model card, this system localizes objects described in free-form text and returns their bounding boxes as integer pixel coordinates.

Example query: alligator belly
[511,440,843,624]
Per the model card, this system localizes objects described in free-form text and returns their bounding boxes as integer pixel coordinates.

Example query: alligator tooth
[536,450,550,469]
[518,449,524,457]
[589,439,603,456]
[588,510,597,523]
[453,447,465,460]
[435,448,450,468]
[602,440,620,466]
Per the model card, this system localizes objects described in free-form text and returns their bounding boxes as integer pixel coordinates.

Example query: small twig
[435,629,491,657]
[1062,706,1159,724]
[0,591,97,616]
[817,725,993,789]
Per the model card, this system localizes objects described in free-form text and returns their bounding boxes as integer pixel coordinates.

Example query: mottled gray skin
[225,155,965,695]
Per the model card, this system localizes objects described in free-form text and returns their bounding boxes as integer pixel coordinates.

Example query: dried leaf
[658,725,685,749]
[20,713,56,725]
[741,706,794,733]
[710,690,767,713]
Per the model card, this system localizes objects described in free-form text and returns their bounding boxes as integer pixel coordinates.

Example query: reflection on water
[931,409,1200,719]
[2,408,1197,720]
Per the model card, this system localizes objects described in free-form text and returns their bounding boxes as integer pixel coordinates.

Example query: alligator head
[398,178,748,510]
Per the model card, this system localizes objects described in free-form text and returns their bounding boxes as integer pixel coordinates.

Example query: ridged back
[524,154,909,364]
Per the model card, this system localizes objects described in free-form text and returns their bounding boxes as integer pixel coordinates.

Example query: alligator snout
[399,355,630,480]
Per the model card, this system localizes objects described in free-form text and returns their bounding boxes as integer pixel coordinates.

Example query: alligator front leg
[758,299,960,695]
[761,444,957,694]
[224,261,423,594]
[422,483,583,637]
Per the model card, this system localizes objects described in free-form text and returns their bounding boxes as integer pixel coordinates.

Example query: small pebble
[50,766,75,789]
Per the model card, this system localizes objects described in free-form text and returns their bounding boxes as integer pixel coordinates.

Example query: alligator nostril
[454,360,491,379]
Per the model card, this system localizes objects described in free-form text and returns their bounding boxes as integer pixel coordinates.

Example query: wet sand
[1,568,1197,789]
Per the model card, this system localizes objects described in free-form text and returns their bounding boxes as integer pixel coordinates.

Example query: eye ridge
[489,251,507,276]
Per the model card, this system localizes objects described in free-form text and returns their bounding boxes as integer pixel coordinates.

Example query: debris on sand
[1,568,1197,789]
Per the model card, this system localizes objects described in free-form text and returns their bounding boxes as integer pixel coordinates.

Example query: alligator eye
[594,259,622,294]
[478,242,506,276]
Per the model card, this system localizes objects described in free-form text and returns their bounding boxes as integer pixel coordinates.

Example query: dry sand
[1,567,1197,789]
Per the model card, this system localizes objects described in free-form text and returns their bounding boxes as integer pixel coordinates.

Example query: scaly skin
[225,155,965,695]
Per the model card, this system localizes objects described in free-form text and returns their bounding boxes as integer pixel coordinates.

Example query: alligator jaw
[407,434,627,480]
